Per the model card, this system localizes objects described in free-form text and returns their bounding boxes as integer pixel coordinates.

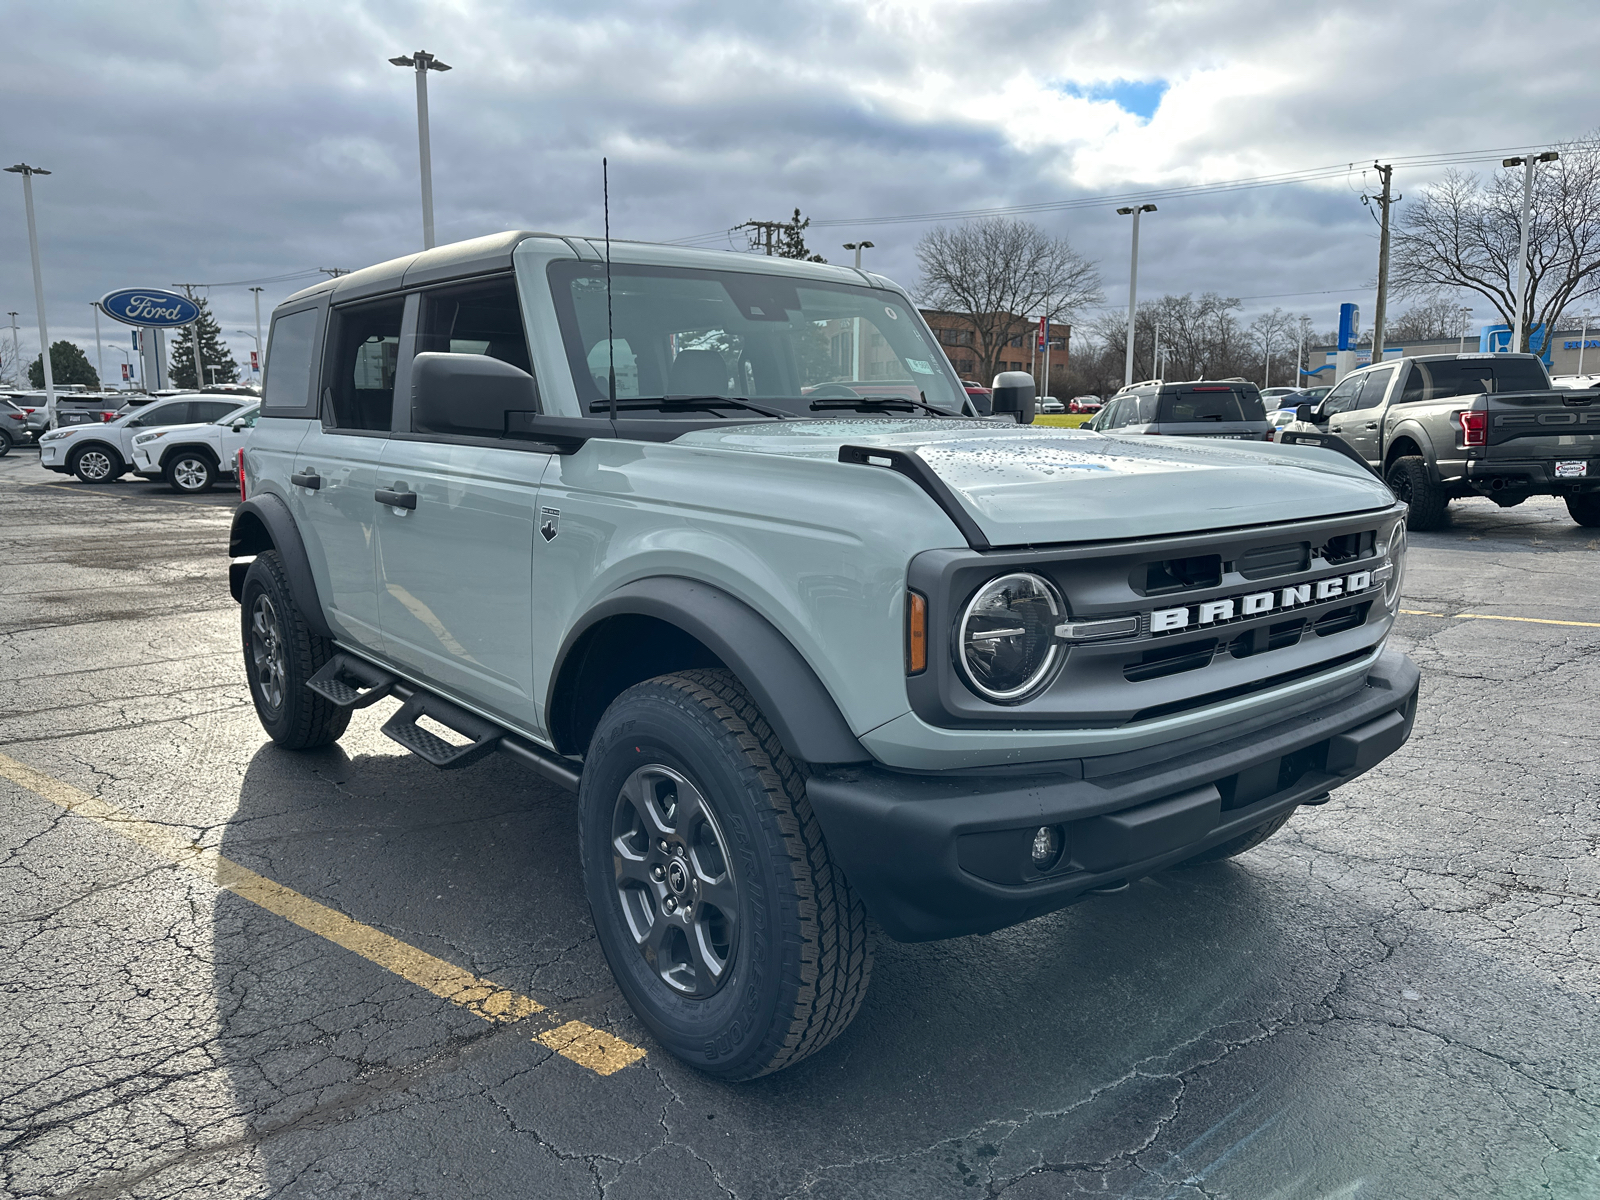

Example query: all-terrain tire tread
[1566,494,1600,527]
[245,550,350,750]
[1387,455,1449,531]
[654,668,873,1076]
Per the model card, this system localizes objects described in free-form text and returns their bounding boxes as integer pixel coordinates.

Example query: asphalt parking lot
[2,451,1597,1199]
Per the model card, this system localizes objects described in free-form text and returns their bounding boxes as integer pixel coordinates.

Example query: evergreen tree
[168,296,239,388]
[29,340,99,389]
[778,209,826,263]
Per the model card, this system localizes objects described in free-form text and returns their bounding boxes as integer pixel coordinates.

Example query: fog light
[1030,825,1063,869]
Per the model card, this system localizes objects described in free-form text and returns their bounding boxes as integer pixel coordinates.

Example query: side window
[414,277,536,421]
[323,299,405,432]
[261,308,320,416]
[140,402,196,426]
[1352,364,1397,410]
[1320,376,1364,415]
[195,400,237,421]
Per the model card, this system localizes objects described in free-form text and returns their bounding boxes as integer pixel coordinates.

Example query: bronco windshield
[547,260,969,417]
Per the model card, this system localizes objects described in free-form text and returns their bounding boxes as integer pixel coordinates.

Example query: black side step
[380,691,503,770]
[306,654,398,710]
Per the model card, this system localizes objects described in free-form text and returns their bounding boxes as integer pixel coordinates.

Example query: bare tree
[916,218,1101,384]
[1247,307,1295,387]
[1385,294,1467,341]
[1392,135,1600,352]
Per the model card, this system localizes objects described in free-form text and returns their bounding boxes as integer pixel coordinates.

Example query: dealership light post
[1117,204,1156,388]
[6,312,19,388]
[1581,311,1592,377]
[1459,305,1473,354]
[843,242,874,379]
[109,344,131,390]
[6,163,57,427]
[1502,151,1559,354]
[91,301,104,389]
[389,51,452,250]
[234,330,263,378]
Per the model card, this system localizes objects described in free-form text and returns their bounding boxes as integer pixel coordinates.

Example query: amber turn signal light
[906,591,927,675]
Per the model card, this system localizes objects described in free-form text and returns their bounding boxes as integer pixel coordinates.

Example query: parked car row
[36,394,254,490]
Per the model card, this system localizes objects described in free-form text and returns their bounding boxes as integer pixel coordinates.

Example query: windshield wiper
[588,395,791,419]
[809,394,955,418]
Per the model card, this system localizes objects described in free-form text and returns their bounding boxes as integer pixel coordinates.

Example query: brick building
[920,310,1068,387]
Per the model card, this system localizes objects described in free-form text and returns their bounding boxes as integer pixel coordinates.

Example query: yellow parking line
[0,750,645,1077]
[1400,608,1600,629]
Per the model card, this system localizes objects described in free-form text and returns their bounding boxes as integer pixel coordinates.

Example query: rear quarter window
[1159,388,1266,423]
[260,307,324,418]
[1399,358,1552,402]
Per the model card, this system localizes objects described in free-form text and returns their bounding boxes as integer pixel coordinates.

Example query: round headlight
[1382,520,1407,608]
[956,572,1064,702]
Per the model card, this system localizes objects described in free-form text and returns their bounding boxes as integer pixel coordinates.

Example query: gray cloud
[4,0,1597,381]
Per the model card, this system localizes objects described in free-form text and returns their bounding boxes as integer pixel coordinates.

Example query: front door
[289,296,404,650]
[373,276,550,730]
[1327,364,1398,467]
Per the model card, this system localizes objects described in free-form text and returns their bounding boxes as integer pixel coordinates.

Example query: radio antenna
[604,157,617,423]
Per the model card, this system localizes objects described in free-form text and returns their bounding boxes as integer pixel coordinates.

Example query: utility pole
[176,283,204,391]
[1117,204,1156,387]
[1369,162,1398,369]
[6,312,19,388]
[389,51,452,250]
[1580,311,1591,377]
[1152,318,1162,382]
[741,220,784,255]
[1458,306,1473,354]
[1502,151,1559,354]
[6,163,57,427]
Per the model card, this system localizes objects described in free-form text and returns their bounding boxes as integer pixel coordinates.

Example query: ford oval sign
[98,288,201,328]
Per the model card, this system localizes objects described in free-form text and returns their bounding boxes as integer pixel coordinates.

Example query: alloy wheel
[173,457,209,491]
[77,450,112,481]
[611,764,739,997]
[249,594,287,711]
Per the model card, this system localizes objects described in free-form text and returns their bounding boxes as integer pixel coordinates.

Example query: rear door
[291,296,404,649]
[1328,363,1398,466]
[374,276,549,729]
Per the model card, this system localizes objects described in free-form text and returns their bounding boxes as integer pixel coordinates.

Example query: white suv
[36,395,244,483]
[132,402,258,493]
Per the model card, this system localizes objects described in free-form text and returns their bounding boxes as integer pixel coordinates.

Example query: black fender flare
[549,576,869,765]
[228,493,334,640]
[1381,420,1438,478]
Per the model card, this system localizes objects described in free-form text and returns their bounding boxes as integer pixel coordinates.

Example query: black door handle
[1364,422,1379,430]
[375,488,416,509]
[290,471,322,490]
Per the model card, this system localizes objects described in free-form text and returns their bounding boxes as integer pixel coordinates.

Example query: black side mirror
[989,370,1036,424]
[412,352,539,436]
[1295,403,1317,423]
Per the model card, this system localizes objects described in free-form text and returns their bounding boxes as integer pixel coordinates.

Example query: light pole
[1458,306,1473,354]
[1117,204,1156,388]
[389,51,452,250]
[109,345,131,390]
[843,241,874,379]
[234,330,263,377]
[1502,151,1559,354]
[249,286,264,373]
[1263,329,1273,389]
[91,301,105,391]
[6,312,18,389]
[1153,318,1162,382]
[6,163,57,427]
[1580,311,1592,378]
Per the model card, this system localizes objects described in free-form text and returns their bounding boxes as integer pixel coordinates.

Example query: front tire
[69,445,121,484]
[165,451,216,493]
[1566,493,1600,527]
[240,550,349,749]
[1385,455,1449,531]
[578,669,873,1080]
[0,428,11,457]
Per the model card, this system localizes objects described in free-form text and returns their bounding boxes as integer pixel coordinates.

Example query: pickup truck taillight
[237,448,247,502]
[1452,409,1487,447]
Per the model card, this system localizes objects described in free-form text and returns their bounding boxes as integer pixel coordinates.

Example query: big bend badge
[539,507,560,542]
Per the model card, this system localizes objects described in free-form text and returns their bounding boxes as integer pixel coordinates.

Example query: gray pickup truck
[1283,352,1600,530]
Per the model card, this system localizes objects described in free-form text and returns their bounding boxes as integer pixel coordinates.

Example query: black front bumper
[807,650,1420,942]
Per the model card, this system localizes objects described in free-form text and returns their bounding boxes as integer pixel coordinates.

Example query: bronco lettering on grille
[1150,570,1374,634]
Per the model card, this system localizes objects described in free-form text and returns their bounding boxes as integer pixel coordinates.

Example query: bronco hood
[676,420,1395,546]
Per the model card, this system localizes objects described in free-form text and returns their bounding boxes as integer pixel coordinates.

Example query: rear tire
[1385,455,1449,531]
[69,445,120,484]
[240,550,349,749]
[1566,494,1600,527]
[0,428,11,457]
[165,451,216,494]
[1173,812,1292,867]
[578,669,873,1080]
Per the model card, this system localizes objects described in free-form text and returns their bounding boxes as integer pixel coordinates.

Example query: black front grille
[1142,555,1222,595]
[1321,530,1376,564]
[1237,542,1310,580]
[1130,648,1375,723]
[1228,617,1307,658]
[1314,601,1372,637]
[1125,638,1218,682]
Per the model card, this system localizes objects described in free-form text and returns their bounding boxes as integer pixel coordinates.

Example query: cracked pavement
[1,452,1597,1198]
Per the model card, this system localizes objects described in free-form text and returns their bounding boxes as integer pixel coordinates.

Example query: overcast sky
[4,0,1598,386]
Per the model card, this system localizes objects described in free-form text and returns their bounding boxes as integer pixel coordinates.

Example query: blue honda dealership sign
[98,288,201,328]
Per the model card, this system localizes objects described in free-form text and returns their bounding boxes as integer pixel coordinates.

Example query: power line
[663,138,1579,245]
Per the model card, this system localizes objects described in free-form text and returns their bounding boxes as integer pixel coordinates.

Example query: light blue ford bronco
[229,231,1419,1078]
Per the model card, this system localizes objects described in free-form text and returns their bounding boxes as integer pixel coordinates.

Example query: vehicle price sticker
[1556,460,1589,478]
